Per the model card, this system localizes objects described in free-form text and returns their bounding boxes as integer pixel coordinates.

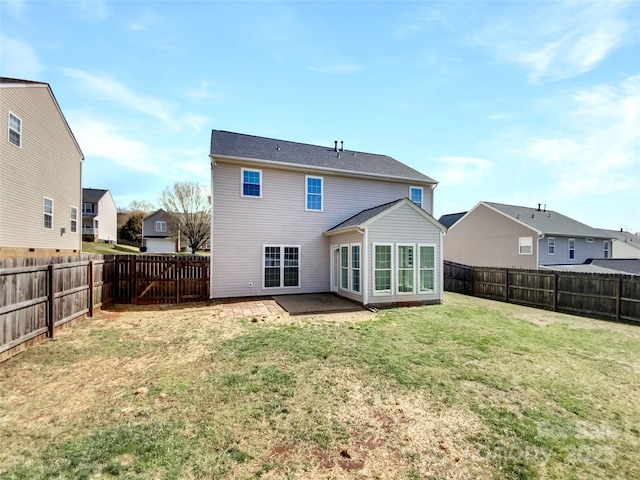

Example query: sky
[1,0,639,232]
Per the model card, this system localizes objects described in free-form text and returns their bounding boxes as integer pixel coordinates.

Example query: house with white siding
[441,201,615,269]
[0,77,84,258]
[141,209,180,253]
[82,188,117,244]
[209,130,446,306]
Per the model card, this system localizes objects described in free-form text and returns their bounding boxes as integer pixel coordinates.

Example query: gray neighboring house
[82,188,117,243]
[141,209,179,253]
[442,201,614,269]
[209,130,446,306]
[0,77,84,258]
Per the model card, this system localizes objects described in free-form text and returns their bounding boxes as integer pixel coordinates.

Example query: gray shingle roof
[596,229,640,251]
[82,188,109,203]
[438,212,466,229]
[484,202,609,238]
[326,199,405,232]
[210,130,436,184]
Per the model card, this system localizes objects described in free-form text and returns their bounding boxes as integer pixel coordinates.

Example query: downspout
[537,233,545,269]
[209,157,216,299]
[359,227,368,306]
[439,229,444,303]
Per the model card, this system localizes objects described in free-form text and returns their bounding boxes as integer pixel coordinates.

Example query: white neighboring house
[0,77,84,258]
[209,130,446,306]
[141,209,179,253]
[82,188,117,243]
[597,229,640,259]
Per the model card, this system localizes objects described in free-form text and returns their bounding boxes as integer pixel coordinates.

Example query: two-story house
[0,77,84,258]
[81,188,118,243]
[441,201,614,269]
[141,209,180,253]
[209,130,446,306]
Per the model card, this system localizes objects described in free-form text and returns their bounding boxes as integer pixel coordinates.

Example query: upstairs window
[519,236,533,255]
[604,241,610,259]
[82,203,93,214]
[8,112,21,147]
[548,237,555,255]
[156,221,167,232]
[409,186,423,208]
[70,206,78,233]
[241,168,262,197]
[43,197,53,229]
[569,238,576,260]
[306,175,323,211]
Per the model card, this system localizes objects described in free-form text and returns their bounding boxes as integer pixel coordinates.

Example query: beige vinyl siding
[0,84,82,254]
[367,203,443,304]
[444,203,538,269]
[211,162,434,298]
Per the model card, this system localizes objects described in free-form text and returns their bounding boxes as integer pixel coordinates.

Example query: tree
[158,181,210,254]
[128,200,155,213]
[118,211,144,243]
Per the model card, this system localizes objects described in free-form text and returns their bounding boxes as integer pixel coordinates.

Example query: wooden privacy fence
[1,254,209,363]
[444,261,640,324]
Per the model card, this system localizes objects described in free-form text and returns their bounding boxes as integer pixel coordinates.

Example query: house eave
[209,154,437,186]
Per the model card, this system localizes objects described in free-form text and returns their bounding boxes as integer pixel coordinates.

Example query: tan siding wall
[0,85,82,254]
[444,204,538,268]
[212,162,434,298]
[367,204,443,304]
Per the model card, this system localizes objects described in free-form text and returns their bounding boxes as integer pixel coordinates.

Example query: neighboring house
[0,77,84,258]
[209,130,446,306]
[597,229,640,259]
[442,201,613,269]
[82,188,118,243]
[141,209,180,253]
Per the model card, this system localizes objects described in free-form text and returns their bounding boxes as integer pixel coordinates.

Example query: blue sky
[2,0,639,232]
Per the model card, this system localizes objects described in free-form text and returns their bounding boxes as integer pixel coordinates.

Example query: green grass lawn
[0,293,638,479]
[82,241,140,255]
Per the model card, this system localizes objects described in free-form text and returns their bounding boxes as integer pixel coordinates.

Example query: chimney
[340,141,344,151]
[334,140,338,152]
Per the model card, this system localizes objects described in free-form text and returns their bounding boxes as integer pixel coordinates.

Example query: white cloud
[473,1,633,82]
[435,156,493,186]
[0,36,42,79]
[60,68,177,125]
[183,113,209,134]
[523,75,640,196]
[4,0,25,17]
[75,0,108,22]
[309,63,363,74]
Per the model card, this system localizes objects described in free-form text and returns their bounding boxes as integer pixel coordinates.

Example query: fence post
[88,260,94,317]
[48,264,55,339]
[176,259,181,304]
[131,256,137,305]
[552,273,558,312]
[616,276,622,322]
[504,268,509,303]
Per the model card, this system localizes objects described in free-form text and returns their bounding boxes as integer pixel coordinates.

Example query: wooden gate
[115,255,209,305]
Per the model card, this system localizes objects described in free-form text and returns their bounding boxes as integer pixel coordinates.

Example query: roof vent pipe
[537,203,541,211]
[334,140,338,152]
[340,141,344,151]
[543,204,546,212]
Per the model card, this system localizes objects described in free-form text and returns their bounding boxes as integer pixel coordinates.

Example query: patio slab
[272,293,364,315]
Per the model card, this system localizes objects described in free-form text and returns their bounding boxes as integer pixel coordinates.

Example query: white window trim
[241,167,262,198]
[338,243,362,294]
[262,244,301,289]
[519,236,533,255]
[8,111,21,148]
[604,241,610,259]
[548,237,555,255]
[396,243,416,295]
[373,243,394,295]
[43,197,53,230]
[409,186,423,208]
[156,221,167,233]
[418,243,436,293]
[305,175,323,212]
[70,206,78,233]
[568,238,576,261]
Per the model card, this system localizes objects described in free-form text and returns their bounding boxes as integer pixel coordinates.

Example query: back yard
[0,293,638,479]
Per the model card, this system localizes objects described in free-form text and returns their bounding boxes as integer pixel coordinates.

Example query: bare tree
[128,199,155,213]
[158,181,210,254]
